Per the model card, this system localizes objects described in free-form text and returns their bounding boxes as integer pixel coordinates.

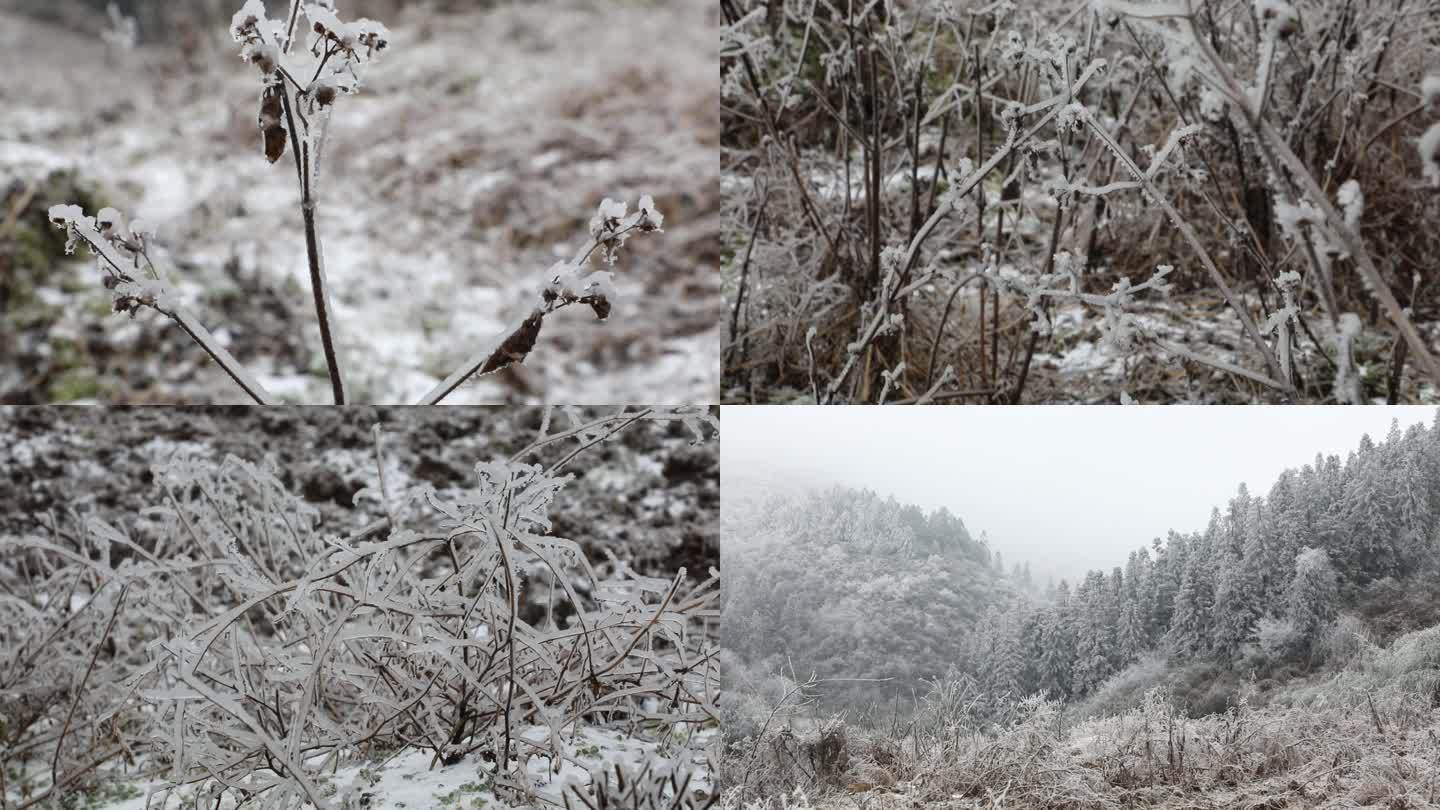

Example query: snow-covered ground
[92,727,713,809]
[1,0,719,404]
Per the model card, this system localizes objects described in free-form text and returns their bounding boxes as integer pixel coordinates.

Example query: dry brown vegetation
[721,0,1440,403]
[721,627,1440,808]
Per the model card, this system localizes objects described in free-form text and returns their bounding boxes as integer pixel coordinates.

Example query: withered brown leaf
[478,312,545,376]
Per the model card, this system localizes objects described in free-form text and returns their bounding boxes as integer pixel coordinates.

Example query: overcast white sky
[722,406,1436,585]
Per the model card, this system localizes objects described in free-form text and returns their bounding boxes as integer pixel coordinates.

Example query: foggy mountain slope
[724,484,1022,708]
[721,411,1440,809]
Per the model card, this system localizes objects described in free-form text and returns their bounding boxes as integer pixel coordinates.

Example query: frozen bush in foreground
[567,756,718,810]
[0,406,718,809]
[47,0,666,405]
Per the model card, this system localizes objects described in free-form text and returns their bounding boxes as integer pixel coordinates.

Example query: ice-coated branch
[1176,14,1440,388]
[47,208,279,404]
[1077,114,1290,390]
[417,197,664,405]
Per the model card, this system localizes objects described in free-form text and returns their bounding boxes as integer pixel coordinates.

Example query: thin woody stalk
[278,81,345,404]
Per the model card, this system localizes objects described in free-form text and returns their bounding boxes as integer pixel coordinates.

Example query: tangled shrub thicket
[0,406,718,809]
[722,0,1440,404]
[45,0,666,405]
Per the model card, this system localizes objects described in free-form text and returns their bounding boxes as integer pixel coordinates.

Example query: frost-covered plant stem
[49,585,127,797]
[1079,116,1290,391]
[58,218,280,403]
[44,1,667,405]
[1296,224,1342,332]
[278,79,346,404]
[1176,12,1440,387]
[820,269,936,404]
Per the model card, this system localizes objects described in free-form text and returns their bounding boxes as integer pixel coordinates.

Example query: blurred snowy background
[0,0,719,404]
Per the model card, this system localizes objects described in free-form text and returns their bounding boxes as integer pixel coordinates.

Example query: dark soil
[0,406,718,578]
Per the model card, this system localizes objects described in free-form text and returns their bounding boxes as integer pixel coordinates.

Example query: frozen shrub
[1320,614,1377,671]
[47,0,668,405]
[568,755,718,810]
[0,406,718,809]
[1076,653,1169,718]
[1257,616,1306,666]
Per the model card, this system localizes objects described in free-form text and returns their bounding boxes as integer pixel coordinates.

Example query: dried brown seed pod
[259,85,287,163]
[263,125,288,164]
[247,45,276,74]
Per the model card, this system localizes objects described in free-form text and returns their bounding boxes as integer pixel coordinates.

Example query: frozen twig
[418,198,664,405]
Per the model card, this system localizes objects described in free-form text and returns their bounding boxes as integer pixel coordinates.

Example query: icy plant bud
[308,6,389,58]
[1255,0,1298,38]
[349,19,390,53]
[230,0,267,41]
[1336,180,1363,230]
[1420,123,1440,188]
[243,41,279,73]
[1422,74,1440,116]
[310,75,339,107]
[95,206,124,236]
[590,198,627,237]
[1056,102,1089,134]
[636,195,664,232]
[307,6,342,39]
[1274,198,1319,238]
[48,204,83,227]
[543,262,618,320]
[544,261,580,300]
[46,205,99,256]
